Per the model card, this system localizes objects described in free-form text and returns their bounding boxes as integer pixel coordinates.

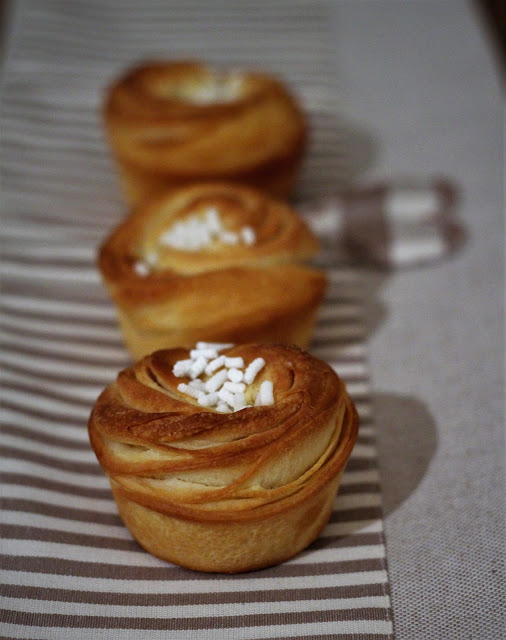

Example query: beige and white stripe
[1,1,394,638]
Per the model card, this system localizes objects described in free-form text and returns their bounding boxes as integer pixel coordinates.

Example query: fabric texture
[0,1,404,638]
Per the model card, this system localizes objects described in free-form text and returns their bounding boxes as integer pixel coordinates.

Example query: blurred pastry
[98,182,326,359]
[103,60,307,207]
[88,342,359,573]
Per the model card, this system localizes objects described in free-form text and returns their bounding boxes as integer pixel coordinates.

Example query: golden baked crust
[98,182,326,358]
[103,61,307,206]
[88,343,359,572]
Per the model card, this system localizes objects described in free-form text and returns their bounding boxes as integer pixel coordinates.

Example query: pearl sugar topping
[159,207,256,251]
[133,207,256,276]
[173,342,272,413]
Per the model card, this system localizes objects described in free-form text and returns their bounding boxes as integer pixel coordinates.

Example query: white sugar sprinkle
[189,356,207,379]
[244,357,266,384]
[173,344,273,413]
[172,359,193,377]
[134,261,150,277]
[223,381,246,393]
[190,348,218,360]
[188,379,206,391]
[227,367,244,383]
[233,392,247,411]
[197,342,234,351]
[255,380,274,406]
[205,356,226,376]
[220,230,239,245]
[205,207,221,233]
[205,368,228,393]
[241,226,256,246]
[224,357,244,369]
[177,383,201,399]
[218,388,235,407]
[197,392,219,407]
[158,209,256,251]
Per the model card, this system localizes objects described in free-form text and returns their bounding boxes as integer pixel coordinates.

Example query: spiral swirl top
[98,182,326,351]
[88,344,358,522]
[104,61,306,177]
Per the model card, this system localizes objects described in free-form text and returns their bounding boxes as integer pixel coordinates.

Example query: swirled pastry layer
[88,344,358,571]
[104,61,307,206]
[99,182,326,358]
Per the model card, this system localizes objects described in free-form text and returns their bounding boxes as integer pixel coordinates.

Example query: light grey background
[329,2,504,638]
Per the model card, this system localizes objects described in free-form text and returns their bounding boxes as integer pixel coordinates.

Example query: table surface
[1,2,504,639]
[328,2,504,638]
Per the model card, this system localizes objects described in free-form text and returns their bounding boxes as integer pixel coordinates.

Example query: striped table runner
[0,1,394,638]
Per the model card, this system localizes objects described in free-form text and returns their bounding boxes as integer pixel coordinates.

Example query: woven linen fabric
[0,1,394,638]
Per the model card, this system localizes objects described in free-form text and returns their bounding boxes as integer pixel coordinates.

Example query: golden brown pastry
[88,343,359,573]
[98,182,326,359]
[103,60,307,207]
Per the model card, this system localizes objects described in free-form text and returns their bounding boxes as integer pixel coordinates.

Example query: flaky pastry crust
[98,182,326,359]
[103,61,307,206]
[88,344,359,572]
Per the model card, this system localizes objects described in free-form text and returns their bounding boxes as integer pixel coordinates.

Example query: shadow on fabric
[374,392,438,517]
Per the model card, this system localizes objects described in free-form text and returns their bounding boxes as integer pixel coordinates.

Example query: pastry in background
[98,182,326,359]
[88,342,359,573]
[103,60,307,207]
